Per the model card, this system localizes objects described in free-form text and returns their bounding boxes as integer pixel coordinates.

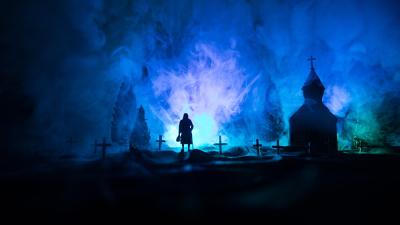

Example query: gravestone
[156,135,166,151]
[253,139,262,157]
[95,137,112,160]
[214,135,227,154]
[272,140,283,154]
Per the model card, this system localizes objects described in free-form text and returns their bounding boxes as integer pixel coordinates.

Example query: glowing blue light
[150,43,258,148]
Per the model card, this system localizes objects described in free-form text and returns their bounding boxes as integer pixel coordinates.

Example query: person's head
[183,113,189,120]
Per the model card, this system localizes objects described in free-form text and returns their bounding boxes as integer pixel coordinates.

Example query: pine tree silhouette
[130,105,150,149]
[111,81,136,145]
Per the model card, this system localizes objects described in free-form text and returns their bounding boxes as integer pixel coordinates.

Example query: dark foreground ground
[1,150,400,224]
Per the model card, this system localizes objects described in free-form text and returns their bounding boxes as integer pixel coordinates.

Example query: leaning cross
[214,135,227,154]
[272,139,283,154]
[156,135,166,151]
[95,137,111,160]
[66,137,79,151]
[253,139,262,157]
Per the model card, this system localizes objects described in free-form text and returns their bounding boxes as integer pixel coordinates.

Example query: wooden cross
[214,135,227,154]
[272,139,283,154]
[156,135,166,151]
[253,139,262,157]
[95,137,111,160]
[66,137,79,151]
[307,56,316,69]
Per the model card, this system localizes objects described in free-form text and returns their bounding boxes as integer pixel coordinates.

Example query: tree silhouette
[130,105,150,149]
[263,79,284,141]
[111,81,136,145]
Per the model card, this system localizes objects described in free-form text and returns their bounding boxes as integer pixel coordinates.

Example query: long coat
[179,119,193,144]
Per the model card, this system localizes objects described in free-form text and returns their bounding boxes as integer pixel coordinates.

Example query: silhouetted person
[178,113,193,152]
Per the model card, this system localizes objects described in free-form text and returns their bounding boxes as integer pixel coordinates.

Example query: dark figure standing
[178,113,194,152]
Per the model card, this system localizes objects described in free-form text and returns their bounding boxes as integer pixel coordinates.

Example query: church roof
[302,64,325,90]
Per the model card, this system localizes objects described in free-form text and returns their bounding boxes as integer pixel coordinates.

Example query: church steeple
[302,56,325,102]
[289,56,338,154]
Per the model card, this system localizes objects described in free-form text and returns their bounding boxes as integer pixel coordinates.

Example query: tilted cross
[156,135,166,151]
[66,137,79,151]
[95,137,111,159]
[214,135,227,154]
[253,139,262,157]
[307,56,316,69]
[272,139,283,154]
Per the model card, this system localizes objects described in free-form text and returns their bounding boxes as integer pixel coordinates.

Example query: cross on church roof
[307,56,316,69]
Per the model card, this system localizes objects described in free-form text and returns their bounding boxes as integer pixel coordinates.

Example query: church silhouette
[289,57,338,154]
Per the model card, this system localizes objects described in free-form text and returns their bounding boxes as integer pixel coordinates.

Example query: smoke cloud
[2,0,400,155]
